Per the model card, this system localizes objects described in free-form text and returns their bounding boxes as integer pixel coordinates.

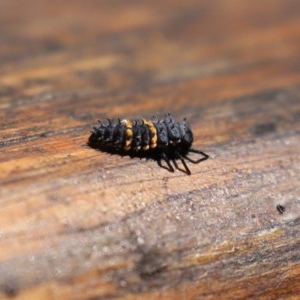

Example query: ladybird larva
[88,113,209,175]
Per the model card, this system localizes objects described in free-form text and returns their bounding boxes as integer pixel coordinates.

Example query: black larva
[88,113,209,175]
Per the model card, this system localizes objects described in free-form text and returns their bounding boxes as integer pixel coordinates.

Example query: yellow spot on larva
[143,119,158,149]
[122,119,133,151]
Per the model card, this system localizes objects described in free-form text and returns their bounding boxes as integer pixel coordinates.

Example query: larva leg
[183,149,209,164]
[158,152,175,172]
[174,152,191,175]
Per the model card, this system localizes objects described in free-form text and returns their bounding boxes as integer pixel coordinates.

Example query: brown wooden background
[1,0,300,299]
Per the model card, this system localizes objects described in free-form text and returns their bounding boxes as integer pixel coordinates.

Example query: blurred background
[1,0,300,299]
[1,0,299,119]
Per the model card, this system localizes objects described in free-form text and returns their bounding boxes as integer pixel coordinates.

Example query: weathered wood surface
[1,0,300,299]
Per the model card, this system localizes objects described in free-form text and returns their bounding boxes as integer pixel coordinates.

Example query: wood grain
[1,0,300,299]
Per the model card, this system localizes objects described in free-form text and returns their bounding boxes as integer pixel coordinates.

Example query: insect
[276,204,285,214]
[88,113,209,175]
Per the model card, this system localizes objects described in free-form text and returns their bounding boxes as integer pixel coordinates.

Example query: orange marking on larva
[143,119,158,149]
[121,119,133,151]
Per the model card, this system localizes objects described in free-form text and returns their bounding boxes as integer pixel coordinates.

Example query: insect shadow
[87,141,208,175]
